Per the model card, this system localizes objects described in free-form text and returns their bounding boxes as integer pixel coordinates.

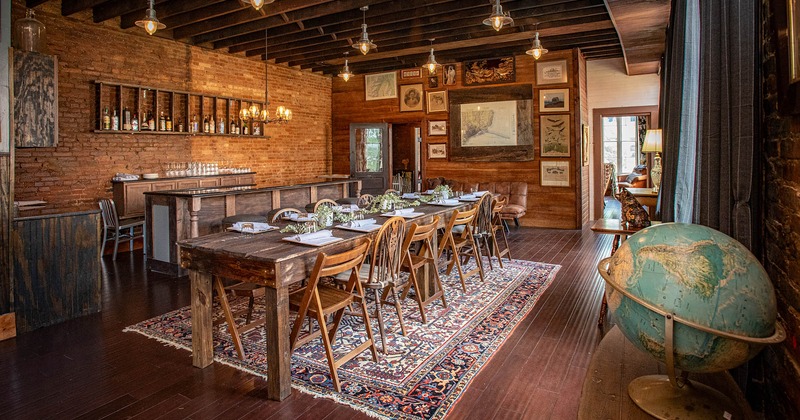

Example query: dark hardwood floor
[0,216,616,419]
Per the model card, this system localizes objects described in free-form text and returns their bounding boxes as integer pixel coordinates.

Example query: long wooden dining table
[178,201,471,401]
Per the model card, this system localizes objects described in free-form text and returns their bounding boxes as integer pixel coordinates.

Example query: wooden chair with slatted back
[471,193,499,271]
[357,193,375,208]
[289,240,377,392]
[438,206,484,292]
[384,188,399,195]
[270,207,302,223]
[313,199,339,212]
[400,216,446,324]
[212,277,265,360]
[492,196,512,265]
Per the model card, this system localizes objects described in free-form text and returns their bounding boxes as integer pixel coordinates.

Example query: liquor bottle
[253,123,260,136]
[177,118,183,132]
[148,112,155,131]
[140,112,149,131]
[230,119,237,135]
[209,115,215,134]
[102,107,111,130]
[123,107,131,130]
[159,112,166,131]
[166,115,173,131]
[203,115,209,133]
[131,113,139,131]
[111,108,119,131]
[218,116,225,134]
[243,124,249,135]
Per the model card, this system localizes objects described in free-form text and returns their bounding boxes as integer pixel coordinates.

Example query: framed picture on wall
[536,60,568,85]
[428,120,447,136]
[444,64,457,85]
[364,71,397,101]
[427,90,448,113]
[541,160,570,187]
[582,123,590,166]
[539,88,569,112]
[428,143,447,159]
[399,84,424,112]
[401,68,422,79]
[540,114,571,157]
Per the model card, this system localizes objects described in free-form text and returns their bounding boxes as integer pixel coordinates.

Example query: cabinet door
[177,179,200,189]
[220,176,239,186]
[151,181,177,191]
[123,183,153,217]
[238,174,255,185]
[200,178,219,188]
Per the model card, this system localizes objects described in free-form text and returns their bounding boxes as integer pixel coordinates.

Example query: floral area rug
[124,259,560,419]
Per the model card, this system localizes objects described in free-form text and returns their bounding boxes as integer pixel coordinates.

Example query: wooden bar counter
[11,204,102,333]
[145,179,361,276]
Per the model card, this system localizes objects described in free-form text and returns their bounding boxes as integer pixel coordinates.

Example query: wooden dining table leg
[190,270,214,368]
[264,285,292,401]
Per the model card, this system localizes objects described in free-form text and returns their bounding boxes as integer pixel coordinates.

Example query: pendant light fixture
[242,28,291,125]
[338,53,354,82]
[525,32,548,60]
[482,0,514,32]
[242,0,275,11]
[135,0,166,36]
[352,6,377,56]
[423,40,441,75]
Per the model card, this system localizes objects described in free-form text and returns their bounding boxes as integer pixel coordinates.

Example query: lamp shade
[642,129,663,153]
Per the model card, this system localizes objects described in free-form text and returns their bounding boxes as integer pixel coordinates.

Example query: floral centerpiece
[433,184,453,200]
[314,204,335,227]
[365,193,421,214]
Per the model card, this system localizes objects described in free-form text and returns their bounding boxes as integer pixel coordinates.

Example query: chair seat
[289,284,354,314]
[334,264,388,289]
[500,204,526,218]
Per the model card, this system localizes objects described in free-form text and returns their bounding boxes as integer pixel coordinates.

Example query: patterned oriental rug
[125,259,560,419]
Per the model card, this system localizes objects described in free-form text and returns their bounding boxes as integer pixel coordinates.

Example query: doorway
[391,123,421,193]
[350,123,389,196]
[591,106,659,219]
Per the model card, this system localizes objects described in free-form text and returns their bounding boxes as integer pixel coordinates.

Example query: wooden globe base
[628,375,742,420]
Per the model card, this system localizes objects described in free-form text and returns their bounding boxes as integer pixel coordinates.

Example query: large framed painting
[364,71,397,101]
[463,56,515,86]
[540,114,571,157]
[448,85,534,161]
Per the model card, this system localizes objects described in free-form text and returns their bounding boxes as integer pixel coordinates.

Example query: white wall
[587,58,660,219]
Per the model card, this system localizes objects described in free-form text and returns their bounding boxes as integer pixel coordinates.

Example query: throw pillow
[625,172,641,184]
[618,188,651,229]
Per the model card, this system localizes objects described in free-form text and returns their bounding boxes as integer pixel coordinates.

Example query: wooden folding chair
[400,216,447,324]
[270,207,302,223]
[212,277,265,360]
[438,206,484,292]
[313,199,339,212]
[289,240,378,392]
[492,196,512,265]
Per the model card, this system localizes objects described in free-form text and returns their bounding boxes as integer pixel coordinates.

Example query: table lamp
[642,129,663,193]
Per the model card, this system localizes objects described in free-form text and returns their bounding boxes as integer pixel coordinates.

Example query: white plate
[380,212,425,219]
[227,226,276,234]
[336,223,382,232]
[459,197,479,202]
[142,173,159,179]
[282,236,343,247]
[428,200,461,206]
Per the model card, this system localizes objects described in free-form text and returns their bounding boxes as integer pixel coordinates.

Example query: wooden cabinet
[94,80,268,138]
[113,173,255,218]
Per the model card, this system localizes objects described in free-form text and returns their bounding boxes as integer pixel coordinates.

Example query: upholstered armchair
[617,165,648,190]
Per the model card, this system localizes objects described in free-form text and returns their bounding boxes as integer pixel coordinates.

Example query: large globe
[604,223,778,373]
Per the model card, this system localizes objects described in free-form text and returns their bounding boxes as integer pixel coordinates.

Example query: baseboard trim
[0,312,16,341]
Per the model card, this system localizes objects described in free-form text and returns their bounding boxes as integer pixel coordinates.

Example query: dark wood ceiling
[30,0,656,75]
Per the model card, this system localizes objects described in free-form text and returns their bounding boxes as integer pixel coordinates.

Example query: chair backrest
[473,194,494,236]
[492,196,507,223]
[402,216,440,259]
[312,240,372,289]
[357,194,374,207]
[366,216,406,286]
[384,188,399,195]
[271,207,302,223]
[98,198,119,229]
[314,199,338,212]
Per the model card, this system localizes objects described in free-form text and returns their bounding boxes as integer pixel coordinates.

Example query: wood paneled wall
[332,49,586,229]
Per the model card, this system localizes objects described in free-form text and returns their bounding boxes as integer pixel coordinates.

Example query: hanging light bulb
[338,53,353,82]
[242,0,275,11]
[424,48,441,75]
[525,32,549,60]
[352,6,377,56]
[135,0,166,36]
[482,0,514,32]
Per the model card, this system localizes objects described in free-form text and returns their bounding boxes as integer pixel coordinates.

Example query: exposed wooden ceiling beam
[119,0,227,29]
[61,0,108,16]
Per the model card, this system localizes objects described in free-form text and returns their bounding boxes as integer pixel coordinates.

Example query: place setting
[282,229,343,246]
[227,221,277,234]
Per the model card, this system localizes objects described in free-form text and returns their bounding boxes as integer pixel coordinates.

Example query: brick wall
[761,0,800,418]
[12,0,332,207]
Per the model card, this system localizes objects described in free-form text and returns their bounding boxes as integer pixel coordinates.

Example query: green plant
[433,184,453,196]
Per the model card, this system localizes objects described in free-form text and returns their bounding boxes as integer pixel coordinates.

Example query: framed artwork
[460,101,517,146]
[540,114,571,157]
[428,143,447,159]
[428,120,447,136]
[399,84,424,112]
[463,56,515,86]
[427,90,448,113]
[448,85,534,161]
[541,161,570,187]
[444,64,457,85]
[581,123,590,166]
[401,68,421,79]
[428,75,439,88]
[364,71,397,101]
[539,88,569,112]
[536,60,568,85]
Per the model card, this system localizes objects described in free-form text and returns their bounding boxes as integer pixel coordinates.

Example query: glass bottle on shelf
[148,112,155,131]
[191,115,199,133]
[166,114,173,131]
[177,118,184,132]
[132,113,139,131]
[230,118,237,135]
[243,123,249,135]
[203,115,209,133]
[140,112,148,131]
[253,123,260,136]
[102,107,111,130]
[159,112,166,131]
[122,107,131,130]
[218,116,225,134]
[112,108,119,131]
[209,115,215,134]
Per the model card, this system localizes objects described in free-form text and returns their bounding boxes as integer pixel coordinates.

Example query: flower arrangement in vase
[433,184,453,200]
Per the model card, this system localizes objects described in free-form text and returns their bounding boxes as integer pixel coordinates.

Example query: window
[603,116,639,173]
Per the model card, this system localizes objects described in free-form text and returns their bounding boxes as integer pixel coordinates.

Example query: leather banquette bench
[426,177,528,226]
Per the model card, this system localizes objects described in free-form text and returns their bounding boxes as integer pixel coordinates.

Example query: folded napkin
[292,230,333,242]
[402,193,418,199]
[438,199,460,205]
[474,191,489,196]
[393,208,415,215]
[233,221,272,232]
[284,213,299,220]
[460,194,476,200]
[424,190,435,194]
[349,218,376,227]
[113,173,140,182]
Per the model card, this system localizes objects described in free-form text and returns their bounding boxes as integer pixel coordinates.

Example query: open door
[350,123,390,195]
